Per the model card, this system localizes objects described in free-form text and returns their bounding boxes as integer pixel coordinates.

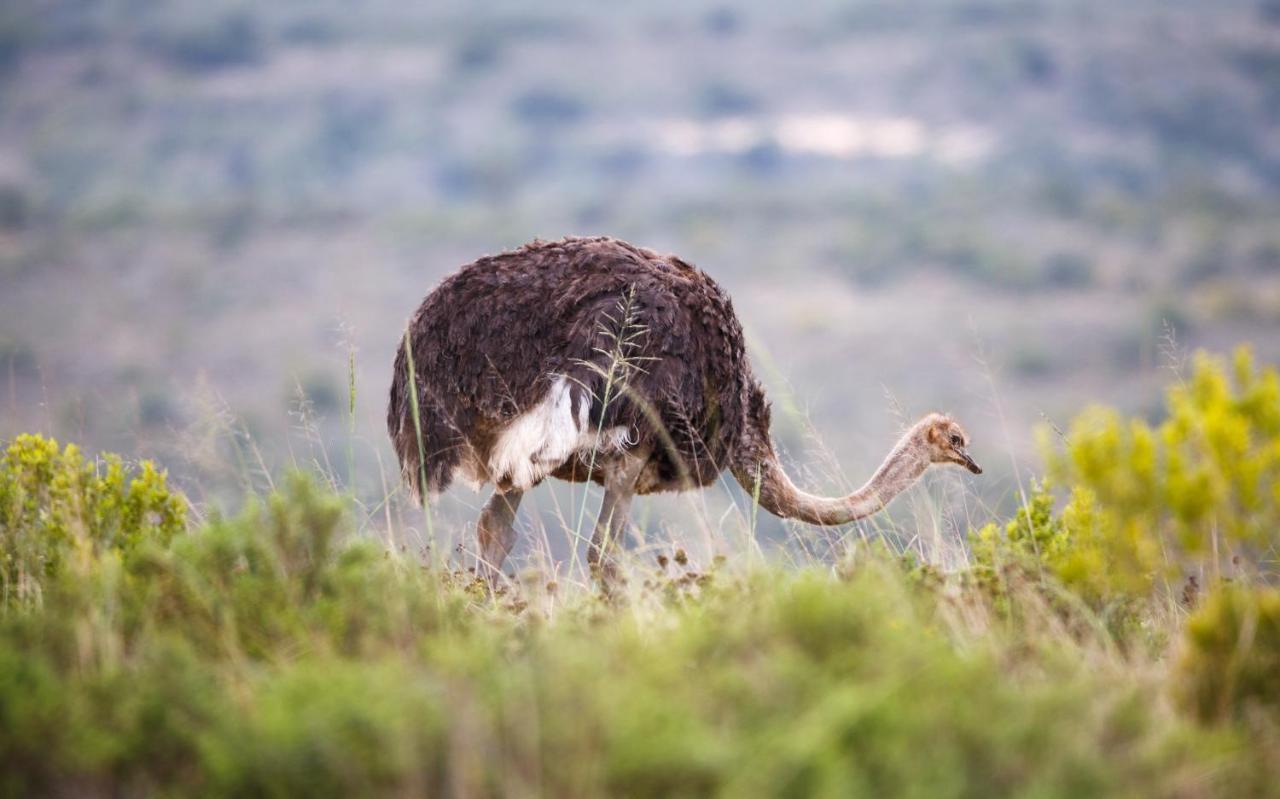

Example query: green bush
[1177,586,1280,723]
[974,347,1280,608]
[1056,348,1280,585]
[0,463,1252,796]
[0,434,185,609]
[7,355,1280,798]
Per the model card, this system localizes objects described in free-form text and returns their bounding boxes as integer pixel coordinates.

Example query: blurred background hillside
[2,0,1279,561]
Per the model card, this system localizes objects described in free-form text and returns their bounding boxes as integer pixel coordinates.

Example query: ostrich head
[918,413,982,474]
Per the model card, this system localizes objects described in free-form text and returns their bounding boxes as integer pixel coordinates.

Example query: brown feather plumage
[387,235,771,498]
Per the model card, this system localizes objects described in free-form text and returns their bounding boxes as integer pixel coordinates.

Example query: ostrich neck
[733,426,929,526]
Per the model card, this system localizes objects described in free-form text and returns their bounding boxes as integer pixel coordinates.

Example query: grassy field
[3,2,1280,794]
[2,348,1278,797]
[4,0,1280,535]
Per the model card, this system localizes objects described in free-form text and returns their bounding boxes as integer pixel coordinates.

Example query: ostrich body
[388,236,980,583]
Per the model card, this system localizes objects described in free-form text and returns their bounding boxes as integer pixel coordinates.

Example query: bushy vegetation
[0,434,185,609]
[1178,585,1280,725]
[2,352,1280,796]
[973,348,1280,609]
[6,0,1280,509]
[4,2,1279,791]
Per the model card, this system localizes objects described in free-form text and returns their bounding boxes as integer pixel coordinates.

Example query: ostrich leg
[477,489,523,587]
[587,452,648,591]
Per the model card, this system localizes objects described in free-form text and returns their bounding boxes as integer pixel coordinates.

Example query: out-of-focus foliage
[973,348,1280,607]
[0,434,185,609]
[6,355,1280,795]
[5,0,1280,530]
[1177,586,1280,725]
[1054,348,1280,581]
[0,440,1275,796]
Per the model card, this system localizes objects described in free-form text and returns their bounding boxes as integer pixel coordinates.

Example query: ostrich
[388,236,981,585]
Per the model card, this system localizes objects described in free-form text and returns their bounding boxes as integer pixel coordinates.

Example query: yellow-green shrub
[0,434,185,609]
[1176,586,1280,723]
[974,348,1280,605]
[0,441,1273,796]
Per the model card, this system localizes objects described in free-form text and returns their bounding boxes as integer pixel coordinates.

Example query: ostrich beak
[958,449,982,475]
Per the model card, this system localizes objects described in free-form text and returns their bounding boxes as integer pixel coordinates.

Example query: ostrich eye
[949,434,963,447]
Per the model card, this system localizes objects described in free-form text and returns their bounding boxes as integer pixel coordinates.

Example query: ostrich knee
[477,489,522,586]
[588,499,628,563]
[589,455,646,590]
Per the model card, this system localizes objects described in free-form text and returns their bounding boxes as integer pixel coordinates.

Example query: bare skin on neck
[732,413,981,526]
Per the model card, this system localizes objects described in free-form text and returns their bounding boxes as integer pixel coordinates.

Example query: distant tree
[1261,0,1280,25]
[1044,252,1094,288]
[511,88,587,126]
[0,11,30,77]
[703,7,742,37]
[454,36,502,74]
[0,183,29,230]
[698,81,758,117]
[146,12,263,73]
[1013,40,1056,86]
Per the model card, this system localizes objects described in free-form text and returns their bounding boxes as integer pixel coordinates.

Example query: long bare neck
[732,424,929,526]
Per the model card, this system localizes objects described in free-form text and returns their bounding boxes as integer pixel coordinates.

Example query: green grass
[0,478,1255,797]
[2,349,1280,796]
